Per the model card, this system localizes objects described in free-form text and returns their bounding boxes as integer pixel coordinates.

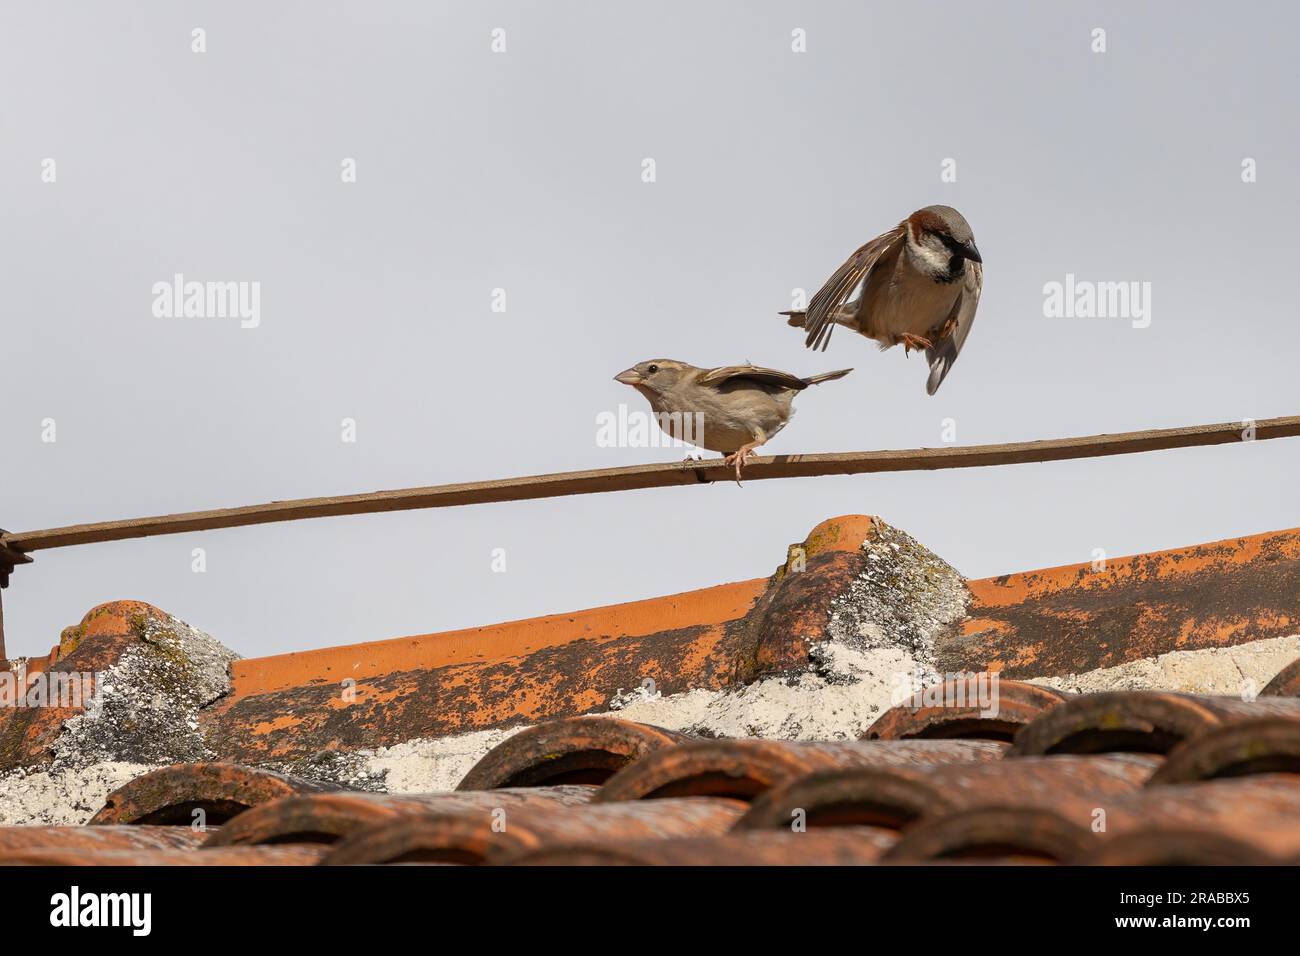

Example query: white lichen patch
[823,523,970,686]
[51,613,239,770]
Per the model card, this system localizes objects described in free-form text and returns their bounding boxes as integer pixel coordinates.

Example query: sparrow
[614,360,852,482]
[782,204,983,395]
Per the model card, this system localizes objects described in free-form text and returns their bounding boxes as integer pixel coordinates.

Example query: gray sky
[4,1,1298,659]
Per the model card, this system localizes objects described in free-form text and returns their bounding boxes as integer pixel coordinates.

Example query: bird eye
[647,364,659,373]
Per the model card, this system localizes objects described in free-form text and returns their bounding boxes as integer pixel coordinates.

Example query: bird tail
[780,310,806,329]
[925,342,955,395]
[802,367,853,386]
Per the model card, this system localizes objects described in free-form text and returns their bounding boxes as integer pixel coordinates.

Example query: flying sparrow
[782,204,983,395]
[613,360,852,483]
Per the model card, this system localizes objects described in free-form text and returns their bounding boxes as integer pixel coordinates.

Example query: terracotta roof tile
[1,845,327,867]
[0,601,168,771]
[1074,827,1280,866]
[204,786,598,847]
[1007,691,1300,756]
[5,714,1300,865]
[193,516,881,762]
[184,519,1300,763]
[885,774,1300,864]
[953,526,1300,678]
[863,677,1073,742]
[228,580,770,699]
[735,754,1159,830]
[1148,717,1300,783]
[1263,657,1300,697]
[6,516,1300,866]
[594,739,1006,802]
[456,716,691,790]
[0,824,205,855]
[507,828,899,866]
[320,797,747,865]
[89,762,346,826]
[885,805,1100,863]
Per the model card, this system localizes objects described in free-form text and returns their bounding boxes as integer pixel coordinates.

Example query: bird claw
[900,333,934,355]
[721,446,758,485]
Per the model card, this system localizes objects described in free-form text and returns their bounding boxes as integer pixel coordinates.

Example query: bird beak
[958,241,982,264]
[614,368,642,386]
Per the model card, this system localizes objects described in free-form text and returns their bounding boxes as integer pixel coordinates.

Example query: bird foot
[900,333,934,355]
[721,445,759,485]
[933,316,960,344]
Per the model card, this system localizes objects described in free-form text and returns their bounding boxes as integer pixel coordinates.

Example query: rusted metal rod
[4,414,1298,554]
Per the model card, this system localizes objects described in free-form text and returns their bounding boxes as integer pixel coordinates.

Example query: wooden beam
[3,414,1297,554]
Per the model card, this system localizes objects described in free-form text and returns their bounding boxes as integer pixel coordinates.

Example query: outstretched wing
[698,365,810,391]
[802,225,905,352]
[925,261,983,395]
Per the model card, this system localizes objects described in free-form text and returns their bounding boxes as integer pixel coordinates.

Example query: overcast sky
[4,1,1298,659]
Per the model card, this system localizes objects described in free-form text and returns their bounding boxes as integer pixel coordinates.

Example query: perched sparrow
[782,204,983,395]
[614,360,852,482]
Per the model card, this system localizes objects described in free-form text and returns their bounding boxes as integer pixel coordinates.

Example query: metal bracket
[0,530,33,589]
[0,530,34,659]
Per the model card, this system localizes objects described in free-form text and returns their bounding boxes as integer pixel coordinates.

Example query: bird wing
[925,260,983,395]
[801,225,905,351]
[698,365,810,391]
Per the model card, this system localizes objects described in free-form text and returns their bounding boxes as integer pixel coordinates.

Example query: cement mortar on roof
[608,643,918,738]
[261,726,525,794]
[362,726,524,793]
[0,761,153,827]
[261,748,389,792]
[1030,632,1300,697]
